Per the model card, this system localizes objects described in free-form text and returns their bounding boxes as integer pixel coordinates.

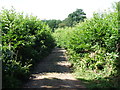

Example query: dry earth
[23,47,86,89]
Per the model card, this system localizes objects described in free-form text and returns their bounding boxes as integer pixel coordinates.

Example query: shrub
[1,8,55,88]
[53,8,119,88]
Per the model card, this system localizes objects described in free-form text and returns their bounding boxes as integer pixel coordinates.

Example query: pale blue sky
[0,0,119,20]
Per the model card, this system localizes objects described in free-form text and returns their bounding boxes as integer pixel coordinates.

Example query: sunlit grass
[73,68,120,88]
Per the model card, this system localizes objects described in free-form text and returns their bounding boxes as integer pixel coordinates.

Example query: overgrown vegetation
[53,3,120,88]
[1,2,120,89]
[1,8,55,88]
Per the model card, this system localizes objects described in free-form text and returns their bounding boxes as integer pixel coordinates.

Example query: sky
[0,0,119,20]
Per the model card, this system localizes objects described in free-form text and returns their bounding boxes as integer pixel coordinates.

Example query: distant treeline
[42,9,86,32]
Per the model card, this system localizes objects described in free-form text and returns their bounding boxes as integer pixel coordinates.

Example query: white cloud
[0,0,119,20]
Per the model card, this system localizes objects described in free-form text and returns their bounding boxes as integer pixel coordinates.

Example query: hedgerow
[1,8,55,88]
[53,8,119,88]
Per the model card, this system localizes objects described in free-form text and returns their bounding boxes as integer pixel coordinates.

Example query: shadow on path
[32,48,70,74]
[24,78,84,89]
[23,48,86,89]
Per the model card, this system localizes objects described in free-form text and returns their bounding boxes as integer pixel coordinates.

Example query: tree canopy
[42,9,86,31]
[59,9,86,27]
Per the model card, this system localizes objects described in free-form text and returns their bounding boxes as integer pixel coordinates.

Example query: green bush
[53,7,119,88]
[1,8,55,88]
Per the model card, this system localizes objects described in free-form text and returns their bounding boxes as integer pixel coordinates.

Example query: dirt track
[23,48,86,89]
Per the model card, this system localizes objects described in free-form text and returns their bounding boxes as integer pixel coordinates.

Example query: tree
[68,9,86,22]
[59,17,73,28]
[42,9,86,29]
[42,19,62,32]
[59,9,86,27]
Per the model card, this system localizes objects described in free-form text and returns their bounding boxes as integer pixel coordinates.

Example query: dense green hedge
[1,8,55,88]
[53,8,119,88]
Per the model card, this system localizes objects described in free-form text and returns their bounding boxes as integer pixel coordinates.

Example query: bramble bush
[1,8,55,88]
[53,7,119,88]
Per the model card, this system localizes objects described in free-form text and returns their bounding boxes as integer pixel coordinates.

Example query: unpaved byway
[23,48,86,89]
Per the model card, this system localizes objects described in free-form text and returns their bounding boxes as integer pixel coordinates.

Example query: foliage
[59,9,86,27]
[42,19,62,32]
[42,9,86,29]
[1,8,55,88]
[53,7,119,88]
[68,9,86,24]
[59,18,73,28]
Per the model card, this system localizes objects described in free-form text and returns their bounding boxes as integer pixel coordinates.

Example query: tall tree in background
[59,9,86,27]
[42,9,86,29]
[68,9,86,23]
